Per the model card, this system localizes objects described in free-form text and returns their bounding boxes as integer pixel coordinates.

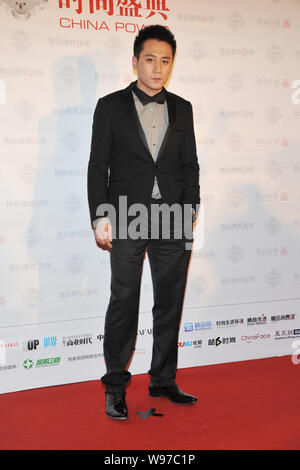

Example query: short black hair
[133,24,176,59]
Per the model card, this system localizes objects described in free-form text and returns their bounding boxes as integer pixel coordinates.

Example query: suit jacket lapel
[156,91,176,165]
[120,83,152,161]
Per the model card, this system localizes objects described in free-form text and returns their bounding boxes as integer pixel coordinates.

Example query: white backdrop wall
[0,0,300,394]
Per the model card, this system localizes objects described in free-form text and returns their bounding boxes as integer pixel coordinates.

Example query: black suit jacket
[87,81,200,227]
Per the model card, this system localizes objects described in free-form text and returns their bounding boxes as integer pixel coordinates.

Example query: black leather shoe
[105,392,128,420]
[149,383,198,404]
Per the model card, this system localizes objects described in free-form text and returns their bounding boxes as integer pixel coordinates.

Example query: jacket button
[154,163,158,169]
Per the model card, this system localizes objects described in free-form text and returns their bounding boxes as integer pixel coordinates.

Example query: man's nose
[154,61,162,72]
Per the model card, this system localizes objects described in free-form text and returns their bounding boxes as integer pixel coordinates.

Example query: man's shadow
[27,53,116,325]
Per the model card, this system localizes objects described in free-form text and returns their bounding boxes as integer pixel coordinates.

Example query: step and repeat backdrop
[0,0,300,394]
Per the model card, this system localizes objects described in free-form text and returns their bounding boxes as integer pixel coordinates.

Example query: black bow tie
[133,82,166,105]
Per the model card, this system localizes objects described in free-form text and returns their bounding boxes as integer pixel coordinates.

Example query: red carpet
[1,355,299,450]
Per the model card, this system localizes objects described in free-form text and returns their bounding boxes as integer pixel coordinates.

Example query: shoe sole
[106,414,128,420]
[149,391,197,404]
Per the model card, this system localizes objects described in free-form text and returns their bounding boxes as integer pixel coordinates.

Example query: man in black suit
[87,25,200,420]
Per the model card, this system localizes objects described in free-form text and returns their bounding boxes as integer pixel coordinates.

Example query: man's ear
[132,55,137,71]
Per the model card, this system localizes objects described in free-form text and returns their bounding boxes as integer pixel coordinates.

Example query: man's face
[132,39,173,96]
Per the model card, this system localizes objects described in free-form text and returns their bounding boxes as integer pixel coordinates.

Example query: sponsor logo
[36,357,61,367]
[271,314,295,322]
[257,17,291,29]
[177,13,215,23]
[247,315,267,326]
[1,0,48,20]
[58,288,99,299]
[220,47,254,57]
[65,255,85,275]
[184,322,193,332]
[178,340,202,349]
[257,247,288,257]
[23,357,61,368]
[56,230,91,240]
[265,217,282,234]
[221,276,255,286]
[265,106,282,124]
[266,269,282,287]
[227,189,244,207]
[226,72,244,91]
[0,364,17,371]
[178,76,214,85]
[195,321,212,331]
[264,161,282,179]
[275,329,300,340]
[23,359,34,369]
[62,334,92,347]
[241,334,270,343]
[216,318,244,328]
[208,337,236,346]
[68,353,103,362]
[228,133,243,152]
[178,341,193,348]
[221,222,254,231]
[266,44,283,64]
[44,336,57,348]
[0,341,18,349]
[183,321,212,332]
[257,77,290,88]
[226,11,244,31]
[256,138,288,148]
[9,262,51,273]
[228,245,244,263]
[190,42,207,60]
[58,0,171,21]
[15,101,35,121]
[220,166,254,174]
[23,339,39,351]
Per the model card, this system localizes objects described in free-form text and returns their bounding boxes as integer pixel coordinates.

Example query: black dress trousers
[101,198,193,393]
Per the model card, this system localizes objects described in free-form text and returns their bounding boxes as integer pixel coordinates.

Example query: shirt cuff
[93,217,110,230]
[191,207,196,223]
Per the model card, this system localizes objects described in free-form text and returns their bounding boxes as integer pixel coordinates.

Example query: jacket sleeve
[180,101,201,216]
[87,98,112,227]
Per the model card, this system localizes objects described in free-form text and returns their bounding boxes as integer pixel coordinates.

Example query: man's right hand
[93,218,113,250]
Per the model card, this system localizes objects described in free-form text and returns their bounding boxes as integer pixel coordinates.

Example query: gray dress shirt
[132,90,169,199]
